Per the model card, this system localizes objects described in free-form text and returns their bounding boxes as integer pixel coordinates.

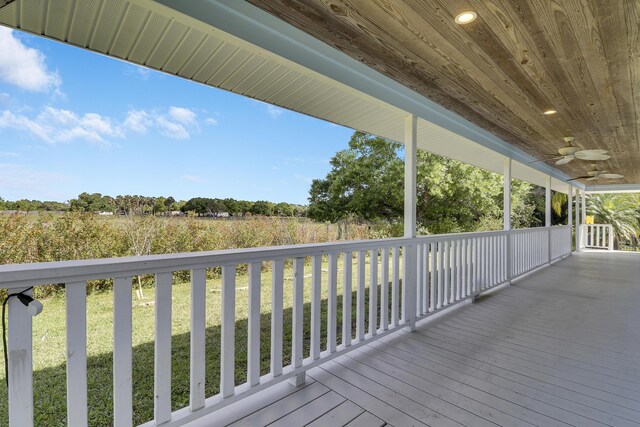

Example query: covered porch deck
[197,251,640,427]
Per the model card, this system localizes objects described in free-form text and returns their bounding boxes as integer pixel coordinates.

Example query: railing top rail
[0,226,559,289]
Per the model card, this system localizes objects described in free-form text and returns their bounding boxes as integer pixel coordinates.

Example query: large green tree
[308,132,540,234]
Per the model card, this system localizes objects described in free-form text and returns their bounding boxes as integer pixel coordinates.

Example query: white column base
[289,373,306,387]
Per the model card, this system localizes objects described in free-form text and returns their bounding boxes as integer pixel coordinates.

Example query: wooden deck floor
[189,251,640,427]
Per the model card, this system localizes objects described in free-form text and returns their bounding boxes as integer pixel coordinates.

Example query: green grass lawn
[0,254,403,426]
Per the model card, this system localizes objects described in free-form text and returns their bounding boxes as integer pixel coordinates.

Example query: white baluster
[311,255,322,359]
[271,260,284,376]
[416,244,423,316]
[443,242,450,305]
[429,242,436,312]
[369,249,378,335]
[422,244,428,313]
[342,252,353,345]
[437,242,444,308]
[66,283,87,427]
[327,254,338,352]
[391,247,400,326]
[356,251,366,341]
[290,258,304,386]
[155,272,172,423]
[221,265,236,398]
[380,248,389,330]
[191,269,207,407]
[113,277,133,427]
[453,240,459,301]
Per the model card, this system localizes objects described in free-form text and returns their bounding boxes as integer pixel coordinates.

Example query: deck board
[190,252,640,426]
[306,401,364,427]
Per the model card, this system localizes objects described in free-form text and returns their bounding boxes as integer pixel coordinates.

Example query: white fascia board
[154,0,583,189]
[586,184,640,193]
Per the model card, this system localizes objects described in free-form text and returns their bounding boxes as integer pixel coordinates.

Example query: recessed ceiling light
[543,109,557,115]
[455,11,477,25]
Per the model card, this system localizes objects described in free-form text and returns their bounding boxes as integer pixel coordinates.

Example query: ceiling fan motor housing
[558,146,581,156]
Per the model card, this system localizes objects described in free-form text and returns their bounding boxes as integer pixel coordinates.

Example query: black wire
[2,287,34,388]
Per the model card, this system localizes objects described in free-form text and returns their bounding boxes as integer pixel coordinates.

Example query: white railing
[550,225,573,261]
[580,224,614,251]
[0,226,572,426]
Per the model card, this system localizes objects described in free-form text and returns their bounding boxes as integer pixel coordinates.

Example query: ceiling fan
[567,164,624,182]
[530,137,611,165]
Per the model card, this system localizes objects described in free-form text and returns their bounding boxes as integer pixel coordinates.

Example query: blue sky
[0,27,354,204]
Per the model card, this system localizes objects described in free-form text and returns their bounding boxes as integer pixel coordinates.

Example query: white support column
[8,287,34,427]
[503,159,511,231]
[545,176,552,227]
[575,188,581,251]
[567,185,573,228]
[545,176,552,263]
[503,158,511,283]
[567,185,573,253]
[581,190,586,224]
[404,115,417,332]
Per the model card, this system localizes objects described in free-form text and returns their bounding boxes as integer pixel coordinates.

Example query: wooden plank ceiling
[247,0,640,184]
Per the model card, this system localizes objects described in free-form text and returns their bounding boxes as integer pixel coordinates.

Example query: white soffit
[586,184,640,194]
[0,0,582,191]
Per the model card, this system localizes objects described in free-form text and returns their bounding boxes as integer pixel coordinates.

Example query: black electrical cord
[2,286,34,387]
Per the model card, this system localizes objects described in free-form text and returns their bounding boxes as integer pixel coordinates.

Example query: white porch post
[567,185,573,252]
[545,176,551,263]
[503,158,511,283]
[403,114,417,332]
[567,185,573,228]
[580,190,587,252]
[575,188,581,251]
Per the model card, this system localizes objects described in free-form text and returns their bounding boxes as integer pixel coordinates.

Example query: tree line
[307,132,566,234]
[0,193,307,217]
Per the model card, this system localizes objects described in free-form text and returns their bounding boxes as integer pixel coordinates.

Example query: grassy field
[0,254,402,426]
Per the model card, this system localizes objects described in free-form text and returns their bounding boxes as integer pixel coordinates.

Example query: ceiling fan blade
[575,153,611,161]
[598,173,624,179]
[586,177,599,181]
[528,155,563,164]
[567,175,592,182]
[576,149,609,155]
[555,156,574,165]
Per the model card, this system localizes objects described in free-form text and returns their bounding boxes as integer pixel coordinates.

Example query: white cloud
[0,27,61,92]
[39,106,77,125]
[1,105,203,147]
[0,151,19,157]
[0,163,70,200]
[205,117,218,126]
[169,106,196,125]
[266,105,283,118]
[156,116,189,140]
[57,126,106,146]
[0,110,51,141]
[81,113,120,137]
[124,64,152,80]
[1,107,121,146]
[136,67,151,79]
[0,92,9,103]
[124,110,152,133]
